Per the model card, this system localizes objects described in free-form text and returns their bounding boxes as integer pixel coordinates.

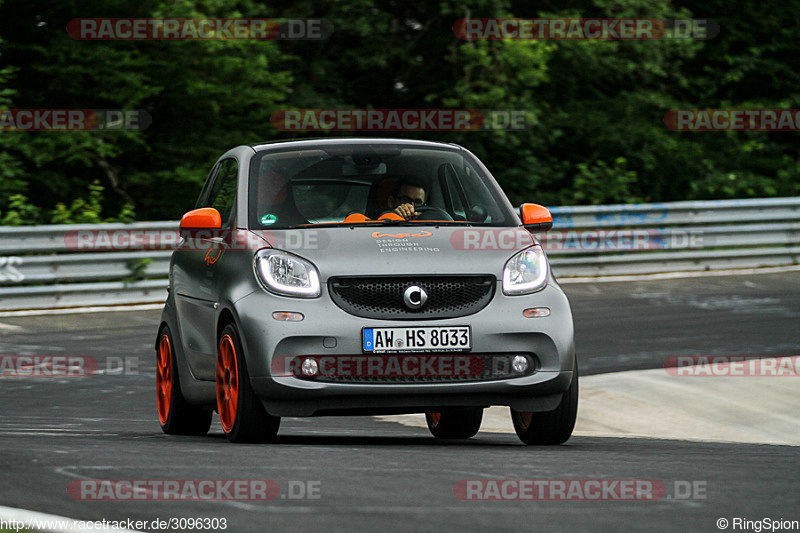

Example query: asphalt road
[563,271,800,374]
[0,271,798,532]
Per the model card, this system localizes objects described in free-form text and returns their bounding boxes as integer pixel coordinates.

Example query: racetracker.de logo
[450,229,534,251]
[539,229,703,251]
[67,479,281,501]
[453,18,718,40]
[0,109,150,131]
[0,356,97,377]
[270,109,530,131]
[0,355,138,377]
[67,18,333,40]
[664,355,800,377]
[664,109,800,131]
[272,354,487,379]
[64,228,327,252]
[448,228,703,252]
[455,479,707,501]
[454,479,667,500]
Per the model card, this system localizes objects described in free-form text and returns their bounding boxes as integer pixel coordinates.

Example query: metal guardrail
[0,221,177,255]
[0,197,798,311]
[546,197,800,276]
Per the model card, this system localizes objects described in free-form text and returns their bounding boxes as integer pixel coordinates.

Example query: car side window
[195,163,219,209]
[204,158,238,226]
[445,174,467,220]
[458,164,501,223]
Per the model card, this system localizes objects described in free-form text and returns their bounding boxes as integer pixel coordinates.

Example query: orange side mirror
[519,203,553,231]
[180,207,222,229]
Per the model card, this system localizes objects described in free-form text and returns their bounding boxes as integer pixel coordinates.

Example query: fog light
[523,307,550,318]
[273,311,304,321]
[512,355,529,374]
[301,358,318,376]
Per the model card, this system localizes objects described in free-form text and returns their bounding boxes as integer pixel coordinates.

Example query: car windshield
[248,144,518,229]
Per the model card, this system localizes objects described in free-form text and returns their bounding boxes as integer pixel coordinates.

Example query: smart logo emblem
[403,285,428,310]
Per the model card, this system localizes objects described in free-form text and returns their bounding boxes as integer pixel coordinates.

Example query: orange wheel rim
[216,334,239,433]
[429,412,441,426]
[156,334,172,425]
[517,412,533,431]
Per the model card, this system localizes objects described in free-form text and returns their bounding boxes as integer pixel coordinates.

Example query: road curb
[377,357,800,446]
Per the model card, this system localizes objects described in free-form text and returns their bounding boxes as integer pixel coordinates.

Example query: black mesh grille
[328,275,496,320]
[296,353,537,384]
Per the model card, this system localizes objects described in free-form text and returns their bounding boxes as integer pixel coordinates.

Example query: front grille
[293,353,538,384]
[328,275,496,320]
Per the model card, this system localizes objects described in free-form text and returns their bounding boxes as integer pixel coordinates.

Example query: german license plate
[363,326,471,353]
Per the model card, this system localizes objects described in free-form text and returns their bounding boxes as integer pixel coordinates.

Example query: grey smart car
[155,138,577,444]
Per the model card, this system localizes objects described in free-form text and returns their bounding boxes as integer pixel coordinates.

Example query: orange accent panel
[377,212,404,221]
[344,213,369,223]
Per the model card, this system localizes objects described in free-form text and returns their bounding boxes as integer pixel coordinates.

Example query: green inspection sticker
[260,213,278,225]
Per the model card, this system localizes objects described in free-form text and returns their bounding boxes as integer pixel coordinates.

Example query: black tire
[511,361,579,445]
[156,325,212,436]
[425,408,483,439]
[216,323,280,443]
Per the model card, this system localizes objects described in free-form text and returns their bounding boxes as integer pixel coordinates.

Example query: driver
[383,178,426,220]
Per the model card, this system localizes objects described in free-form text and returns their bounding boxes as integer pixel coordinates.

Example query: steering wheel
[413,206,454,221]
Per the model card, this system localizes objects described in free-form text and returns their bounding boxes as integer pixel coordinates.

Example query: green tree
[0,31,26,217]
[0,0,292,220]
[1,0,798,221]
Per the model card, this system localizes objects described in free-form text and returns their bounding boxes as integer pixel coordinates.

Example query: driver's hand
[394,203,418,220]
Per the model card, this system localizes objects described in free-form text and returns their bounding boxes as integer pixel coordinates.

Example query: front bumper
[234,280,575,417]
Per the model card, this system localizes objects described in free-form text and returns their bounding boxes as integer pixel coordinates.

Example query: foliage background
[0,0,798,223]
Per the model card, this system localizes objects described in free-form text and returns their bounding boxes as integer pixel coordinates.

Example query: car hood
[249,225,537,279]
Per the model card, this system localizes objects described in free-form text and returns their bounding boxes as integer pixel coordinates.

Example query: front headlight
[502,246,548,295]
[254,249,321,298]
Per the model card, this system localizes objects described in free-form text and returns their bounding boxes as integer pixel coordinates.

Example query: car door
[173,158,238,379]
